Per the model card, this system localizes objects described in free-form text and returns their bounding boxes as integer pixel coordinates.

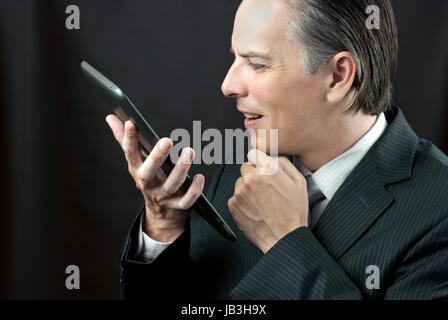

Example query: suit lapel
[312,107,419,260]
[312,152,394,260]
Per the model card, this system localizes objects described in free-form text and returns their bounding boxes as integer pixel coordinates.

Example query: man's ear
[325,51,357,104]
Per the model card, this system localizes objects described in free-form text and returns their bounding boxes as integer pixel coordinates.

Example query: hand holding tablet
[81,61,236,242]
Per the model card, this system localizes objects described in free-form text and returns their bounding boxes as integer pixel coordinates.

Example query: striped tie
[305,175,326,228]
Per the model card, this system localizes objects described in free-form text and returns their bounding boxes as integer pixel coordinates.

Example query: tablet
[81,61,236,242]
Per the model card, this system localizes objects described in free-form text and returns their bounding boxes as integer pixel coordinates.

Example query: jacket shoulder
[397,138,448,218]
[412,139,448,186]
[415,138,448,168]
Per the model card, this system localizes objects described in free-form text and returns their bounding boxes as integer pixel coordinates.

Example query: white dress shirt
[136,213,174,263]
[294,112,387,227]
[136,112,387,263]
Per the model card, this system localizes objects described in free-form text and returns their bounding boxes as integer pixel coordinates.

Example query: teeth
[244,113,261,120]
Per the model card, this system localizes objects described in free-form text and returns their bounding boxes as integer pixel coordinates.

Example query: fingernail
[194,175,203,184]
[125,121,133,133]
[182,149,192,163]
[159,139,170,151]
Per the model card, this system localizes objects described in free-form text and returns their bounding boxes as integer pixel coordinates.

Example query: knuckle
[150,150,164,163]
[227,197,235,210]
[279,156,289,163]
[190,190,199,200]
[145,196,157,208]
[122,145,131,158]
[124,121,135,136]
[153,194,163,204]
[180,147,194,164]
[176,160,191,172]
[280,157,292,169]
[161,184,175,196]
[156,201,167,211]
[235,178,243,191]
[178,198,190,209]
[297,174,306,184]
[234,189,243,201]
[137,170,150,186]
[125,129,132,137]
[244,175,255,186]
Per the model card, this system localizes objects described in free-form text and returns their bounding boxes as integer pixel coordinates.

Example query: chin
[249,132,278,155]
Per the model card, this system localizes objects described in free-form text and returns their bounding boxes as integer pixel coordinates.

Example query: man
[106,0,448,299]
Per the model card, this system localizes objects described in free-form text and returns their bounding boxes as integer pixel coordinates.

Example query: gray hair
[285,0,399,115]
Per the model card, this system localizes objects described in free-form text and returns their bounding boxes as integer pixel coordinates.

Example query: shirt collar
[294,112,387,200]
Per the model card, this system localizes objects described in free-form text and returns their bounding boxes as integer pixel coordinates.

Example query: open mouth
[244,113,263,120]
[243,112,264,128]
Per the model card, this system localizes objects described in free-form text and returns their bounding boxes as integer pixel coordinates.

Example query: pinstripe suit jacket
[120,106,448,300]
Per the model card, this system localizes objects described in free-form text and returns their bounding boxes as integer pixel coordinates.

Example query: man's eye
[248,62,266,71]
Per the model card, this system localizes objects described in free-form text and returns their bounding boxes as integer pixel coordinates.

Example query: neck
[296,110,378,172]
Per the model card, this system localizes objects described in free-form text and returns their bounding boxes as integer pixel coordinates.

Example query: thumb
[106,114,125,147]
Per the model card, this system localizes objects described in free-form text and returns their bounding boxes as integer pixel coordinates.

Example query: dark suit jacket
[120,107,448,300]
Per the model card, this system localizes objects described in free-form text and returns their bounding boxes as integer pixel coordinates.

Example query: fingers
[159,148,195,198]
[106,114,203,215]
[105,115,144,169]
[122,120,143,169]
[247,148,270,167]
[229,177,262,222]
[105,114,125,147]
[240,162,255,178]
[278,157,302,181]
[246,149,300,180]
[160,174,205,210]
[106,114,204,212]
[138,137,173,188]
[247,148,280,176]
[178,174,204,209]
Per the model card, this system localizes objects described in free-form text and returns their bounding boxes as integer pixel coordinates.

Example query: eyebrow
[230,46,272,61]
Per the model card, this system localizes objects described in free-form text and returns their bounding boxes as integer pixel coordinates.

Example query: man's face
[222,0,330,156]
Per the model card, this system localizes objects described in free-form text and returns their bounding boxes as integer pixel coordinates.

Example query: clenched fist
[228,149,309,253]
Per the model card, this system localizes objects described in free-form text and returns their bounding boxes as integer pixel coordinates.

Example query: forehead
[232,0,293,54]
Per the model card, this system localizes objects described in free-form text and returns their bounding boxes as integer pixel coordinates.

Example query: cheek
[251,75,301,125]
[249,72,325,153]
[273,74,324,122]
[250,78,286,123]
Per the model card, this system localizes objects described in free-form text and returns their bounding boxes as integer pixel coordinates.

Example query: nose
[221,62,248,98]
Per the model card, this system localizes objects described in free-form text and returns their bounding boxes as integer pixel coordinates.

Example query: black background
[1,0,447,299]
